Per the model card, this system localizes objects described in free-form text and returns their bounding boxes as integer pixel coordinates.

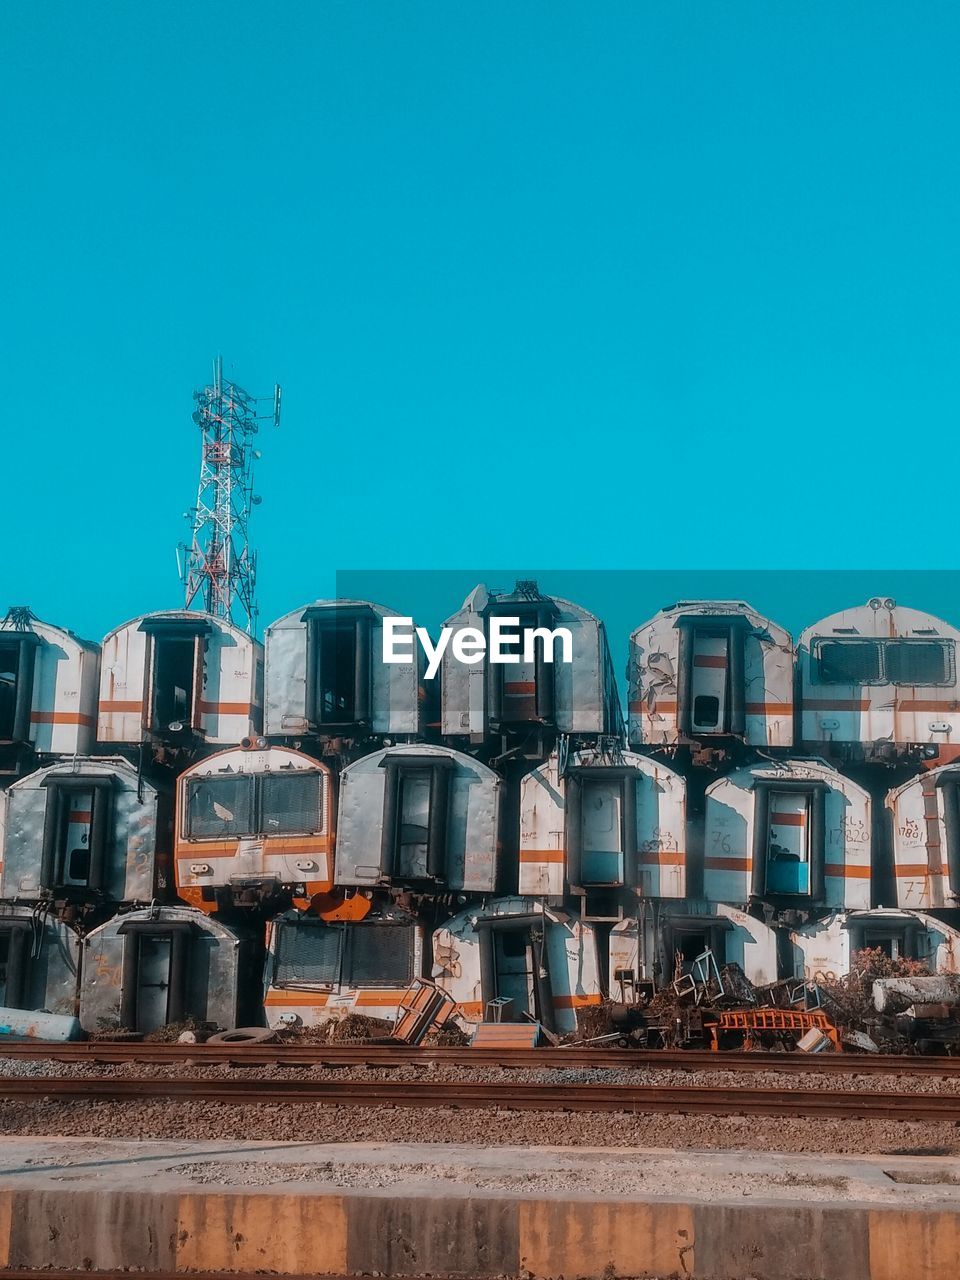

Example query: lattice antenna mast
[179,357,281,634]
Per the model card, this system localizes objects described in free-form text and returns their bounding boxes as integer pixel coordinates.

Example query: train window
[0,632,39,743]
[345,924,416,987]
[260,772,323,835]
[273,922,342,986]
[692,694,720,729]
[304,608,373,729]
[185,775,254,839]
[818,641,882,684]
[764,791,811,895]
[885,641,952,686]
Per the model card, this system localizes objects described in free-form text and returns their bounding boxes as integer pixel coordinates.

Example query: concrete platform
[0,1138,956,1276]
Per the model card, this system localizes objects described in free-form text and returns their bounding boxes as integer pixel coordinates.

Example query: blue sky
[2,3,959,643]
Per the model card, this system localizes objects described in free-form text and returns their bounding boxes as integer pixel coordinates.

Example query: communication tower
[179,357,281,634]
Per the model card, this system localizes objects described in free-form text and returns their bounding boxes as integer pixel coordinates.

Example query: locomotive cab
[175,746,335,914]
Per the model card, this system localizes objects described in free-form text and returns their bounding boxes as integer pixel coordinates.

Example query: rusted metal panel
[704,760,871,910]
[263,599,425,740]
[174,745,335,910]
[518,748,686,900]
[0,613,99,756]
[627,600,794,749]
[97,610,262,746]
[886,765,960,910]
[798,598,960,758]
[79,905,249,1034]
[0,757,168,904]
[431,896,603,1036]
[335,744,500,892]
[262,908,425,1029]
[0,904,79,1015]
[439,584,623,742]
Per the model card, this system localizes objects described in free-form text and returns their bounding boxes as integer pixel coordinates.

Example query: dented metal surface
[627,600,794,750]
[0,903,80,1016]
[79,905,252,1034]
[704,759,872,910]
[262,906,426,1029]
[335,743,501,893]
[0,757,169,905]
[263,598,426,742]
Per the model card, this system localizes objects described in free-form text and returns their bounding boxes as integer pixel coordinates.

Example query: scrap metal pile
[590,948,960,1056]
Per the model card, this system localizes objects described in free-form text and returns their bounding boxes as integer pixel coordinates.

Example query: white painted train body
[0,609,99,763]
[887,763,960,910]
[703,760,871,911]
[431,896,603,1035]
[98,610,262,748]
[627,601,793,750]
[789,909,960,980]
[518,747,686,917]
[798,599,960,763]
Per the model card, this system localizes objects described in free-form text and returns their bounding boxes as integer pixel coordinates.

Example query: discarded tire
[205,1027,277,1045]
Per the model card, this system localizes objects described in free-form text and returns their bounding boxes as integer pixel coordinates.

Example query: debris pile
[591,948,960,1055]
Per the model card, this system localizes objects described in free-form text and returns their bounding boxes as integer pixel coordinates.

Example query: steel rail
[0,1043,958,1074]
[3,1075,960,1121]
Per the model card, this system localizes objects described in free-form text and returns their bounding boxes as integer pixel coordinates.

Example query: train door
[486,601,558,728]
[580,779,624,885]
[141,619,210,736]
[0,925,29,1008]
[690,628,728,734]
[765,791,811,895]
[493,929,535,1017]
[395,768,431,879]
[135,934,173,1032]
[304,608,373,730]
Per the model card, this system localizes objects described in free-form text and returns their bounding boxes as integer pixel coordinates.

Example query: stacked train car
[4,584,960,1045]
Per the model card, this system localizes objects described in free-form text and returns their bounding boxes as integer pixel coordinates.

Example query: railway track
[2,1074,958,1121]
[0,1042,958,1074]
